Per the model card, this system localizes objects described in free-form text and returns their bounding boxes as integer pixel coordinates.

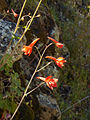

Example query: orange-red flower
[22,38,40,56]
[48,37,63,48]
[11,9,18,18]
[37,76,58,90]
[45,56,66,68]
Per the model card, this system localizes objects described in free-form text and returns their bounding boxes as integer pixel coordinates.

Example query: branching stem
[10,43,52,120]
[37,61,52,72]
[25,82,45,96]
[0,0,43,69]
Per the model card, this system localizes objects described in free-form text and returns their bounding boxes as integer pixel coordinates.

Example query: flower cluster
[22,37,66,90]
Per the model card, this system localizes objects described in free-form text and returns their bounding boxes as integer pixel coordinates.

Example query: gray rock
[0,19,27,62]
[37,93,61,120]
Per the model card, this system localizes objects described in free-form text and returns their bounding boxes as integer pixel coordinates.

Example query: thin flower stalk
[0,0,27,66]
[0,0,27,67]
[14,0,27,34]
[37,61,52,72]
[0,0,43,69]
[25,82,44,96]
[34,46,41,57]
[10,43,52,120]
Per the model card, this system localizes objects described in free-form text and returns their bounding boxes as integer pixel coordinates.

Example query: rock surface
[37,93,61,120]
[0,19,27,62]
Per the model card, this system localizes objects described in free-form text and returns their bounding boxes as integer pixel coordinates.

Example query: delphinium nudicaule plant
[10,36,66,120]
[22,37,66,90]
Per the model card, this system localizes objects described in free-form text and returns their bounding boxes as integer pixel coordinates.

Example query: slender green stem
[37,61,52,72]
[34,46,41,57]
[0,0,43,69]
[15,0,43,46]
[10,43,52,120]
[0,0,27,67]
[14,0,27,34]
[25,82,44,96]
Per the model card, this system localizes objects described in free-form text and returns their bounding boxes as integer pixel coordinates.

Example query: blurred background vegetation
[49,0,89,120]
[0,0,89,120]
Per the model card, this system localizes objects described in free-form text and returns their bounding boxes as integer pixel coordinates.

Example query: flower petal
[53,78,58,83]
[29,38,40,47]
[45,76,52,81]
[57,57,64,61]
[11,9,18,18]
[37,77,45,81]
[56,43,63,48]
[22,46,32,56]
[48,37,58,43]
[45,56,57,61]
[48,37,63,48]
[46,83,53,90]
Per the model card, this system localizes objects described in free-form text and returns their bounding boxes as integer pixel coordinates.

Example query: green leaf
[3,99,17,113]
[0,94,6,109]
[0,65,5,72]
[12,33,20,40]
